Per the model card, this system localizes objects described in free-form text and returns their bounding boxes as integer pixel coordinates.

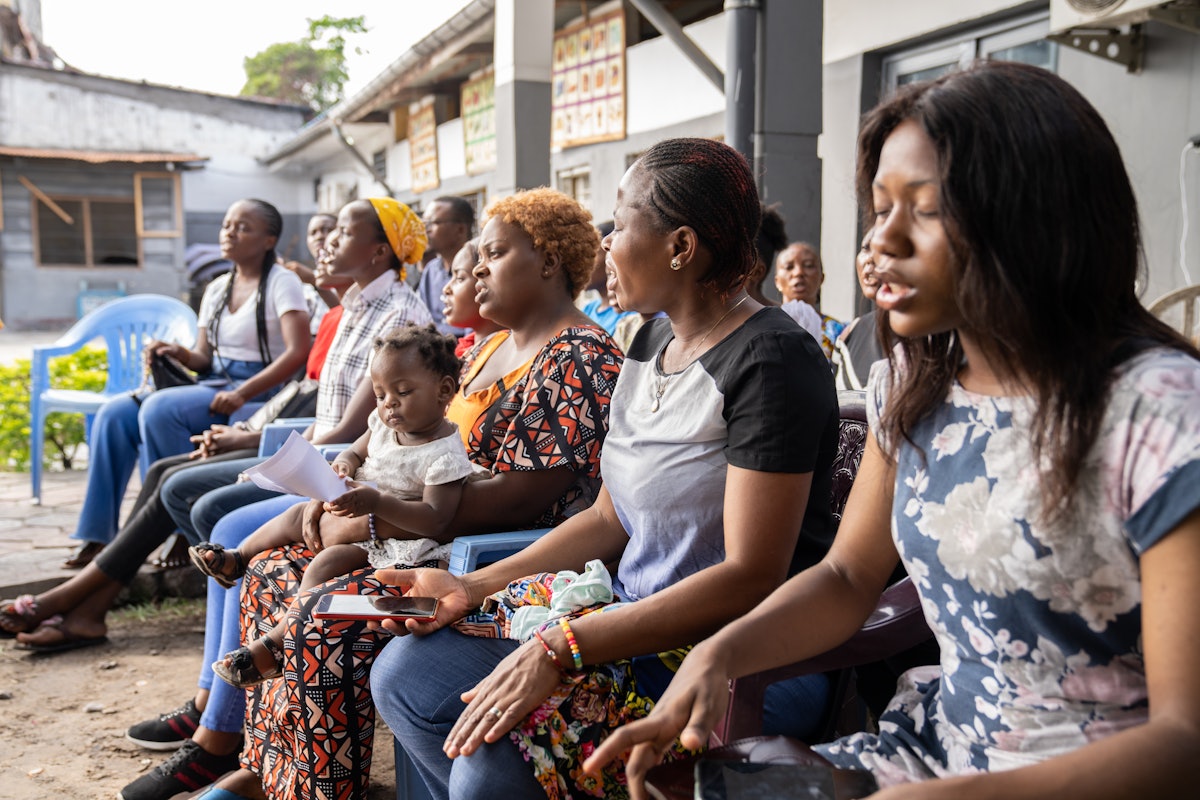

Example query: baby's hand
[324,481,380,518]
[330,460,354,479]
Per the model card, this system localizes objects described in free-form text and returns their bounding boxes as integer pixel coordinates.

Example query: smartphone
[312,593,439,621]
[694,760,878,800]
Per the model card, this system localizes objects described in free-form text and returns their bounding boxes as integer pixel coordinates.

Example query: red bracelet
[532,629,568,675]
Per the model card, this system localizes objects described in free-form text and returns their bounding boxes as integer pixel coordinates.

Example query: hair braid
[635,138,760,295]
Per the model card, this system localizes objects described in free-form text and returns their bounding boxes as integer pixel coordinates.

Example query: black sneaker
[117,740,239,800]
[126,698,202,751]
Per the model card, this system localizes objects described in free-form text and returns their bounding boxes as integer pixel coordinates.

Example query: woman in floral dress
[591,61,1200,800]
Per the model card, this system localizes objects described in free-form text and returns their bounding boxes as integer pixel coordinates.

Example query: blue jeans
[372,629,831,800]
[159,456,277,543]
[196,494,306,734]
[371,629,543,800]
[70,359,265,546]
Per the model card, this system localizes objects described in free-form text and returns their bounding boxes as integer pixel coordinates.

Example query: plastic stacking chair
[29,294,197,504]
[1148,283,1200,345]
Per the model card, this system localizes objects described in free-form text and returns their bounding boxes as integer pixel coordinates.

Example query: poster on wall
[551,8,625,151]
[461,68,496,175]
[408,97,440,194]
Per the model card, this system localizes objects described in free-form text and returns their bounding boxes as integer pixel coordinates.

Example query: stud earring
[670,258,682,271]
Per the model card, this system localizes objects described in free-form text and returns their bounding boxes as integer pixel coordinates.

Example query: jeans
[71,363,264,546]
[371,628,543,800]
[91,449,256,585]
[372,629,832,800]
[196,494,306,734]
[159,456,275,543]
[135,355,269,476]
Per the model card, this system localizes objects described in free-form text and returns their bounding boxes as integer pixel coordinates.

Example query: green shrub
[0,346,109,471]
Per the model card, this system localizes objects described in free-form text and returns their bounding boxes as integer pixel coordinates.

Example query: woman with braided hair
[370,138,840,799]
[57,198,311,569]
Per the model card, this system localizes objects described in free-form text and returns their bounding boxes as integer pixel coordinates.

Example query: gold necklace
[652,295,749,412]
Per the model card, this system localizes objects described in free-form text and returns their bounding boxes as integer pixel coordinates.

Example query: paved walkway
[0,468,147,598]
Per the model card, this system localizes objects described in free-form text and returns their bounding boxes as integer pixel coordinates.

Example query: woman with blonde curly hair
[193,188,624,800]
[372,138,838,799]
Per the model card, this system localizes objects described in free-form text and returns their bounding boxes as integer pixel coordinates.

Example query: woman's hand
[188,424,258,459]
[147,339,193,369]
[324,481,380,518]
[372,567,477,636]
[301,499,328,553]
[209,388,246,416]
[584,643,732,797]
[444,640,565,758]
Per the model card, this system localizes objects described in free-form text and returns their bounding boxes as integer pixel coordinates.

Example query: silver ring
[487,705,503,718]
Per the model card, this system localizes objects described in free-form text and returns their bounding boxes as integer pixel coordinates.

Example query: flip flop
[13,619,108,654]
[0,595,44,637]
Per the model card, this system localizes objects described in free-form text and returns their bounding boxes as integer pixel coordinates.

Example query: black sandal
[187,543,247,589]
[212,637,285,689]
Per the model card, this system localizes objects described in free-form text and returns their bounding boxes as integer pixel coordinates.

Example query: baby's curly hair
[373,323,462,390]
[484,188,599,299]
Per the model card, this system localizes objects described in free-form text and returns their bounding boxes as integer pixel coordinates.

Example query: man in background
[418,196,474,336]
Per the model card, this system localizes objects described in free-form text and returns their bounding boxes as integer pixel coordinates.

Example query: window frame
[881,11,1056,95]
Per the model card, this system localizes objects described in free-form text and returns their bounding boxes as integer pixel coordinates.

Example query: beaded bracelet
[368,512,378,543]
[532,629,567,675]
[558,617,583,670]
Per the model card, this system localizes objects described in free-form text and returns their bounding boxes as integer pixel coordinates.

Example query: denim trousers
[70,360,265,546]
[197,494,305,734]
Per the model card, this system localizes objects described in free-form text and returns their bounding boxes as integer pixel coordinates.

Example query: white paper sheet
[242,430,350,502]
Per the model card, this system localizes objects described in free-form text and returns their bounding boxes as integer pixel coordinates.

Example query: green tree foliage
[0,347,107,471]
[240,15,367,114]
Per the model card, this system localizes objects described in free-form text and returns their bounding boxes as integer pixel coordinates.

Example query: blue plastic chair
[29,293,197,504]
[393,525,553,800]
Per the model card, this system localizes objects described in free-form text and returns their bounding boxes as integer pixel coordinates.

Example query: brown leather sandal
[212,637,285,689]
[187,543,247,589]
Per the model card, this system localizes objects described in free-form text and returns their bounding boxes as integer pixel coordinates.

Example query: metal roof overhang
[0,145,208,166]
[261,0,497,169]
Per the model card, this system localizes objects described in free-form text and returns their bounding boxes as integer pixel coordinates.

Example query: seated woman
[589,62,1200,800]
[776,241,844,358]
[0,235,353,652]
[833,227,884,391]
[108,198,432,800]
[441,237,502,356]
[368,137,840,800]
[59,198,312,569]
[129,188,623,800]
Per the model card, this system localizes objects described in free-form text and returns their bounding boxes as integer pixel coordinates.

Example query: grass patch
[111,596,206,624]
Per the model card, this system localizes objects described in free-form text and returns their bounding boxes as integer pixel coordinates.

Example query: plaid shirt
[314,272,432,437]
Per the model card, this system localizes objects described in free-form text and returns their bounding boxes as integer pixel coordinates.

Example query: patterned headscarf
[368,198,427,281]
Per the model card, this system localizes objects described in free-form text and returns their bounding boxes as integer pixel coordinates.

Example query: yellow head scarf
[368,197,427,282]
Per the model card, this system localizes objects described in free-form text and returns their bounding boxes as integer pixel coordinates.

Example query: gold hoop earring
[670,258,682,271]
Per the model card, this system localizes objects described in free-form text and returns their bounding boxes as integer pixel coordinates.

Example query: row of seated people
[5,59,1200,800]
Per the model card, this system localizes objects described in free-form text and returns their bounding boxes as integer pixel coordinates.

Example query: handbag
[241,378,320,433]
[149,352,197,389]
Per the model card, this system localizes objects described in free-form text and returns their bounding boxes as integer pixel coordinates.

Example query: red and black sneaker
[117,740,239,800]
[126,698,202,751]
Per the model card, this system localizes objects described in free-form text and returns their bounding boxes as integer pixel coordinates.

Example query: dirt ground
[0,598,396,800]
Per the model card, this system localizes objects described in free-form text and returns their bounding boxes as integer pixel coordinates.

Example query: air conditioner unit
[1050,0,1177,34]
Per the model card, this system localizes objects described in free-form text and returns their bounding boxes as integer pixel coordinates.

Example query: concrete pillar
[493,0,553,197]
[757,0,822,253]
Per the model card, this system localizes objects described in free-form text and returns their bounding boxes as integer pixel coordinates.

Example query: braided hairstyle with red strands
[633,138,762,296]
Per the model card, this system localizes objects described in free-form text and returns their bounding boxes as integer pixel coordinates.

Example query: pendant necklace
[652,295,749,412]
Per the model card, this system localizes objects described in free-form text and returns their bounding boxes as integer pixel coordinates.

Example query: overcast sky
[38,1,471,97]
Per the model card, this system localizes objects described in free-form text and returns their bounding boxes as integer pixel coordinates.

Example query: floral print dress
[817,349,1200,787]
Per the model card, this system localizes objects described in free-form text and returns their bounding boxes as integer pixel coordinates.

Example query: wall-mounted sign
[551,8,626,151]
[408,97,440,194]
[461,68,496,175]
